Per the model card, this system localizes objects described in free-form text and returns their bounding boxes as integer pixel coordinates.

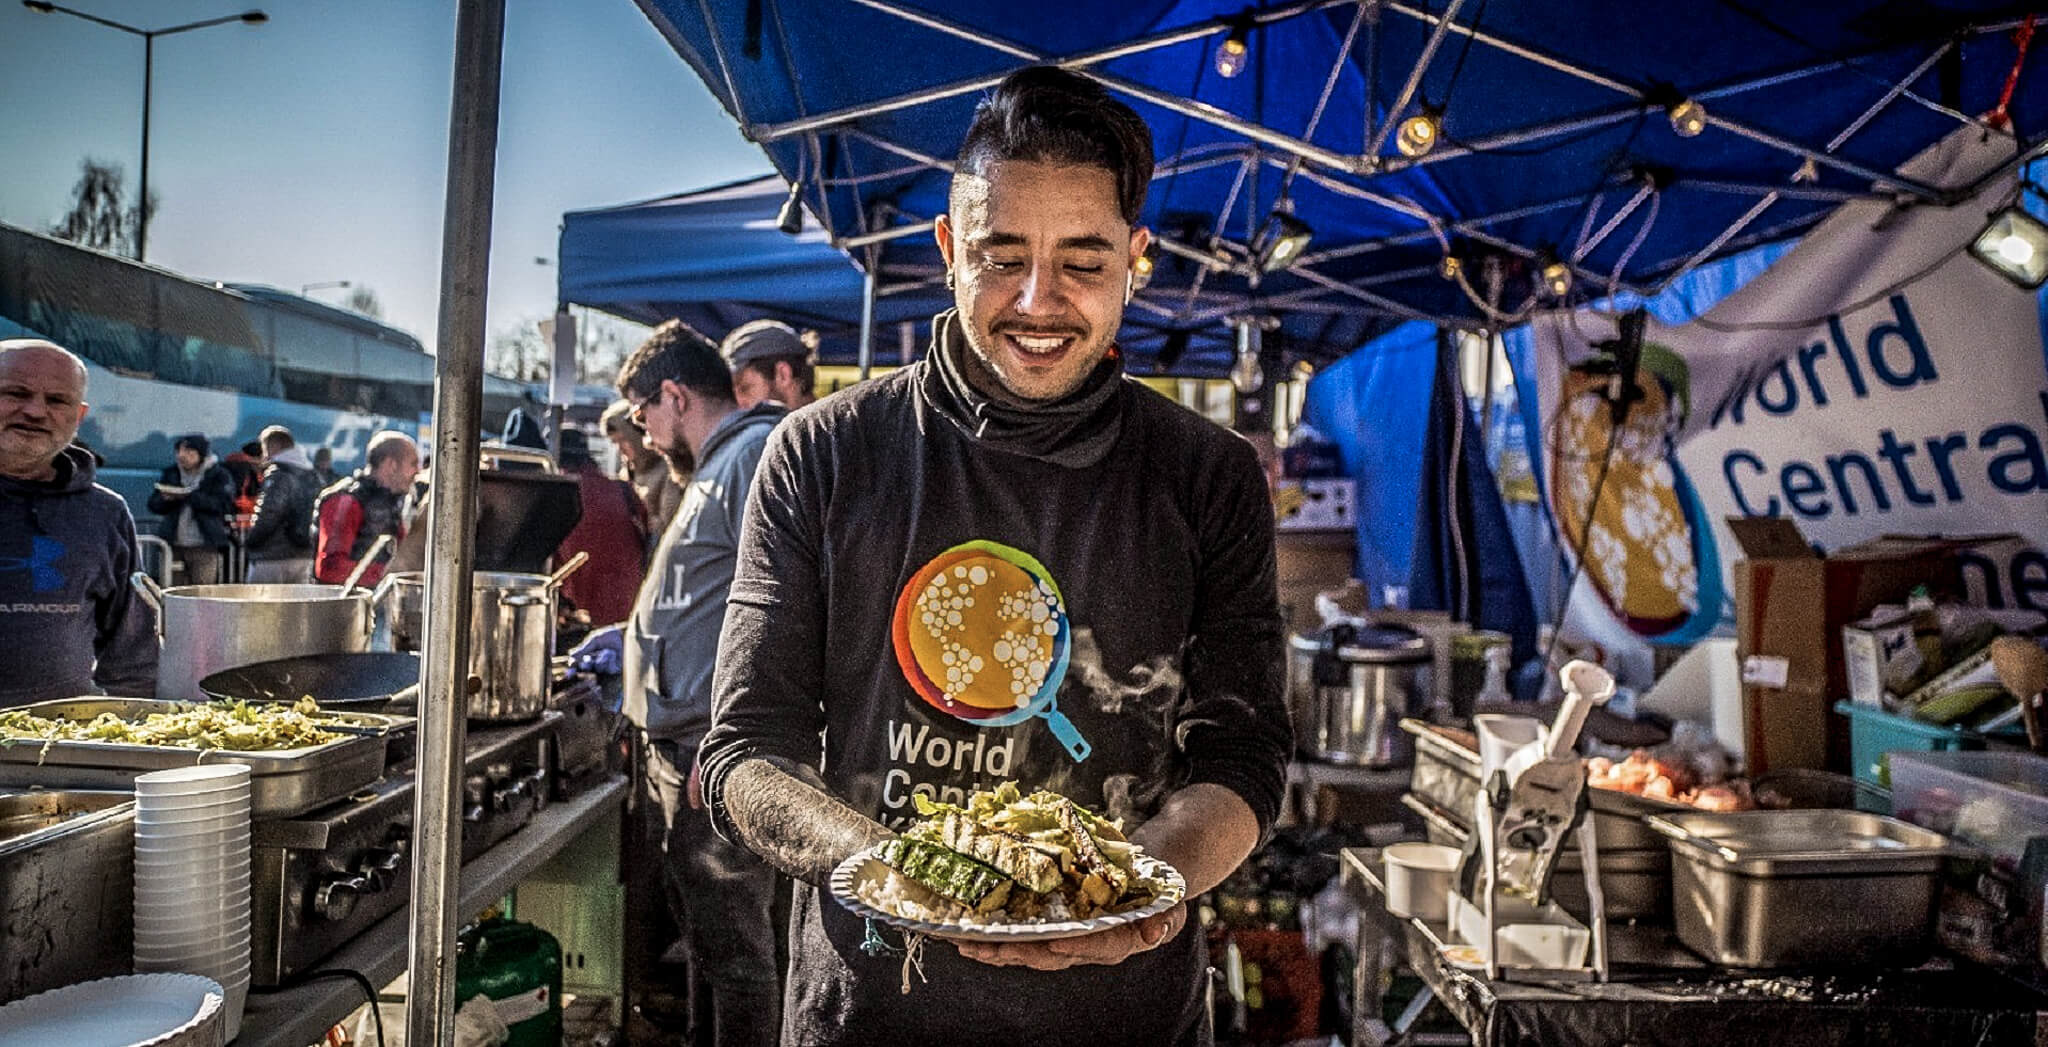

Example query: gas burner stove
[250,678,617,987]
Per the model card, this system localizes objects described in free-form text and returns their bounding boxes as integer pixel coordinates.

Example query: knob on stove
[316,874,369,921]
[356,848,405,891]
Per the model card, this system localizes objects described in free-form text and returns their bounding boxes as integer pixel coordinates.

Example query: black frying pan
[199,652,421,708]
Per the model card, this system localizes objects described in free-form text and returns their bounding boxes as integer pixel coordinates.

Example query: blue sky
[0,0,770,352]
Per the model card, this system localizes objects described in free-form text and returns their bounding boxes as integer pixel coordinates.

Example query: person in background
[146,433,237,586]
[311,446,339,488]
[720,319,818,410]
[313,430,418,587]
[222,440,263,511]
[0,339,157,705]
[573,321,788,1047]
[601,399,683,538]
[241,425,321,583]
[552,427,647,626]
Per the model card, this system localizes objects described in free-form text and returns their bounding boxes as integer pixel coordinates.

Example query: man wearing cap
[0,339,158,706]
[720,319,817,410]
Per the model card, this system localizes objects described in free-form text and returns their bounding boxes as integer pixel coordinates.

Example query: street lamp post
[22,2,267,263]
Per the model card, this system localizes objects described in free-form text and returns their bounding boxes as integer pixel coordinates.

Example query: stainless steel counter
[236,776,625,1047]
[1341,847,2048,1047]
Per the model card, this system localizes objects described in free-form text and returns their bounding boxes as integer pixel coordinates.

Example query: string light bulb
[1396,106,1442,158]
[1131,252,1155,290]
[1230,316,1266,394]
[775,180,805,235]
[1214,23,1250,78]
[1540,258,1573,299]
[1666,96,1707,138]
[1438,254,1462,281]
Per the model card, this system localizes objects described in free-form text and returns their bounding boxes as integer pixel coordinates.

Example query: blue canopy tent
[584,0,2048,652]
[607,0,2046,375]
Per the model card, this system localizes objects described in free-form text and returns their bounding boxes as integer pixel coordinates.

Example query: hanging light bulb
[1666,96,1707,138]
[1131,252,1156,290]
[1214,22,1250,78]
[1231,317,1265,394]
[776,180,805,235]
[1969,205,2048,288]
[1438,254,1462,281]
[1539,257,1573,299]
[1396,105,1442,158]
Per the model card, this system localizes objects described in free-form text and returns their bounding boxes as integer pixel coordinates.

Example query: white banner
[1531,128,2048,655]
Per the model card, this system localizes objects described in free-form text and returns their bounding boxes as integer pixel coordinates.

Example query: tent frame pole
[858,248,878,380]
[408,0,503,1044]
[757,0,1359,142]
[1360,0,1465,161]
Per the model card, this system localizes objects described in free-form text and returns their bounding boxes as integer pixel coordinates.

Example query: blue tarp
[607,0,2046,375]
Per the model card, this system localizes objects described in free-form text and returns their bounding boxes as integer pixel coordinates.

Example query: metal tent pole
[858,248,878,380]
[407,0,504,1043]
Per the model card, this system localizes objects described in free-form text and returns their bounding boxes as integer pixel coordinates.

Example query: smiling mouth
[999,330,1083,362]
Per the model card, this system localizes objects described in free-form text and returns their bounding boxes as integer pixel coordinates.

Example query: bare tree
[487,324,549,382]
[48,158,153,256]
[487,311,648,387]
[340,286,384,320]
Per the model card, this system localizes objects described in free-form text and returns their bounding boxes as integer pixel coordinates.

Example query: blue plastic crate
[1835,700,2022,787]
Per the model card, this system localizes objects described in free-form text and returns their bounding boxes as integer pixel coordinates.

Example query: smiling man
[0,338,157,706]
[699,67,1291,1046]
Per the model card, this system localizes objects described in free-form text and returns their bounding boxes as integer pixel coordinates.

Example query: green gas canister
[455,917,564,1047]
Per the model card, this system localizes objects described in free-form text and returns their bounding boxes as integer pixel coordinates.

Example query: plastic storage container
[1835,700,2020,787]
[1888,750,2048,872]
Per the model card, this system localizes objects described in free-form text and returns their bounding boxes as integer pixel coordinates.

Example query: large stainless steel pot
[1287,624,1433,767]
[131,577,373,702]
[384,571,553,722]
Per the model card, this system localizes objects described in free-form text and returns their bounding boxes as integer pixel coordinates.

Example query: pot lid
[1291,623,1431,664]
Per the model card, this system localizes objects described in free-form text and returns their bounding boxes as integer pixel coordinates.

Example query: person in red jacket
[553,428,647,625]
[313,431,418,587]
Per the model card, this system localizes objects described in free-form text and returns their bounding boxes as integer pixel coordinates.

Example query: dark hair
[240,441,262,458]
[173,433,210,457]
[741,355,815,392]
[955,66,1154,226]
[259,424,295,454]
[618,319,734,404]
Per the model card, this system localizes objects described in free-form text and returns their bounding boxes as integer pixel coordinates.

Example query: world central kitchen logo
[0,536,65,591]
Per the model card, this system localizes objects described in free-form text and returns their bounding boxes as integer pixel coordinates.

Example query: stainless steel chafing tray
[1648,809,1952,967]
[0,699,401,818]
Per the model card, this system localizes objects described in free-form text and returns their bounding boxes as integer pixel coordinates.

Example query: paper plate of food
[831,783,1186,943]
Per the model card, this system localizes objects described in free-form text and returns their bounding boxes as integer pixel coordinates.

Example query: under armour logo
[0,537,64,592]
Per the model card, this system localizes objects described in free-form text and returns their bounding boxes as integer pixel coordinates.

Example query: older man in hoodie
[241,425,322,583]
[0,339,157,706]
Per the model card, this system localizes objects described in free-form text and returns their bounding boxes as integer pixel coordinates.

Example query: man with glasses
[579,320,788,1046]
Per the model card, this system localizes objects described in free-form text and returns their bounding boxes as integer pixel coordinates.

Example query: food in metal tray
[855,782,1175,926]
[0,697,345,752]
[1586,749,1756,812]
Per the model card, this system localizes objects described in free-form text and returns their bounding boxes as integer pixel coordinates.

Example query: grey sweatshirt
[621,403,786,740]
[0,444,159,705]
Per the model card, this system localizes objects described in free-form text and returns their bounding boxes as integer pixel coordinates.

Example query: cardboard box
[1728,518,1964,774]
[1275,530,1356,636]
[1842,609,1919,708]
